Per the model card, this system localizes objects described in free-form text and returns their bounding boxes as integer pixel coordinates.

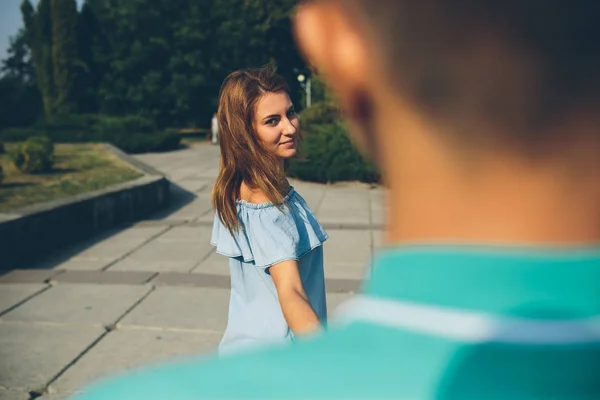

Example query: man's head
[294,0,600,158]
[293,0,600,244]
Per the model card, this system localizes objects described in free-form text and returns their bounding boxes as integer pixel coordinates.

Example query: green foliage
[10,0,306,128]
[288,102,380,183]
[21,0,56,118]
[0,164,3,184]
[0,27,43,129]
[51,0,79,114]
[109,131,181,154]
[298,101,340,136]
[11,135,55,173]
[0,114,180,154]
[0,142,5,154]
[41,114,156,134]
[5,0,308,134]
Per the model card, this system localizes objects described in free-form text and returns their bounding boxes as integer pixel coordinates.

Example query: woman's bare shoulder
[239,182,271,204]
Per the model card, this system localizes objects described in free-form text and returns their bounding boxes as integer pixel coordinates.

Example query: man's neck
[384,158,600,247]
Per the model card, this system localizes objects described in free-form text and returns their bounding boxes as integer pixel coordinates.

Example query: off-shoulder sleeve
[210,189,327,268]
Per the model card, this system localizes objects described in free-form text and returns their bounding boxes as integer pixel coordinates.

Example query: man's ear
[292,1,369,113]
[293,1,379,160]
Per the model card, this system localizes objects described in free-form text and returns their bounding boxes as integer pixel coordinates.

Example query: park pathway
[0,142,385,400]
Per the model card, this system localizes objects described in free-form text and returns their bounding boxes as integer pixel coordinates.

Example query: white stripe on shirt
[332,295,600,344]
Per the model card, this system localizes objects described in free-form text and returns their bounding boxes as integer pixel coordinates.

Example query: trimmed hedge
[288,117,380,183]
[11,136,55,173]
[0,114,181,154]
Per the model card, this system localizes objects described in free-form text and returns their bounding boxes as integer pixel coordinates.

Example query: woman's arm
[269,260,321,335]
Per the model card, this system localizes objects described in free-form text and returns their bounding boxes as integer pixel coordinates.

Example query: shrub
[93,114,156,134]
[111,131,181,154]
[0,164,3,184]
[288,120,380,183]
[0,114,180,154]
[0,142,4,154]
[42,114,156,134]
[28,135,54,154]
[298,101,340,136]
[11,136,55,173]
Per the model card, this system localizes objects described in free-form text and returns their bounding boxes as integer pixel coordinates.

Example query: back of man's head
[343,0,600,155]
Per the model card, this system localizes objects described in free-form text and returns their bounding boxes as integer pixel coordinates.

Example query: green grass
[0,143,143,212]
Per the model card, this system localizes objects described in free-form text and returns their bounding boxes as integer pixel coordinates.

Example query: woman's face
[253,92,299,159]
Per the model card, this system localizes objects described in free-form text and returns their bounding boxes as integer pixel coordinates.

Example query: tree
[51,0,79,114]
[0,29,43,128]
[10,0,307,128]
[21,0,55,118]
[1,28,36,83]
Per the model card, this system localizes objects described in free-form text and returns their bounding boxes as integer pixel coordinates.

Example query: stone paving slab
[370,189,386,227]
[52,329,222,393]
[1,284,151,326]
[0,322,104,391]
[109,230,213,273]
[0,284,48,315]
[39,394,69,400]
[107,258,194,273]
[0,270,62,284]
[317,188,371,226]
[156,226,212,243]
[147,201,212,223]
[323,229,372,280]
[175,178,212,193]
[71,238,152,263]
[51,259,115,271]
[65,226,169,262]
[52,271,156,285]
[0,389,30,400]
[191,251,228,276]
[195,209,216,224]
[288,179,326,212]
[119,286,229,332]
[152,272,229,289]
[108,247,207,273]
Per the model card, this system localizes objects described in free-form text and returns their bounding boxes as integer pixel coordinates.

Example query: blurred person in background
[211,112,219,144]
[73,1,600,398]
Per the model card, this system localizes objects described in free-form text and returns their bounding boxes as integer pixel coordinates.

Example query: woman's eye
[266,118,278,125]
[287,109,296,117]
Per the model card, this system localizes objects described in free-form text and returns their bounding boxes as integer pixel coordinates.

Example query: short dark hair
[344,0,600,150]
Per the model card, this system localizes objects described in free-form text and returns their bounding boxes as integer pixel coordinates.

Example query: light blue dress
[211,187,328,355]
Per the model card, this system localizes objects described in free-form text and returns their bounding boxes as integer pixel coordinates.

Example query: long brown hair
[212,64,292,233]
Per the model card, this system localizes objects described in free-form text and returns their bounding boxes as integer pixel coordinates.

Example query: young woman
[210,65,328,355]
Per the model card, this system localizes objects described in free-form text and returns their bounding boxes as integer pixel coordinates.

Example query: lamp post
[297,74,311,108]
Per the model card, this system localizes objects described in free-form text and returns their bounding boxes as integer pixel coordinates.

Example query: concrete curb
[0,143,171,269]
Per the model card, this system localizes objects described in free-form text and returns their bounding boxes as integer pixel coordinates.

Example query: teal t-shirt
[71,246,600,399]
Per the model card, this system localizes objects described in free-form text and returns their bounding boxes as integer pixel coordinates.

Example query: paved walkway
[0,143,385,400]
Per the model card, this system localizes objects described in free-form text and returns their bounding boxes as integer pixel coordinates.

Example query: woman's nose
[283,118,297,135]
